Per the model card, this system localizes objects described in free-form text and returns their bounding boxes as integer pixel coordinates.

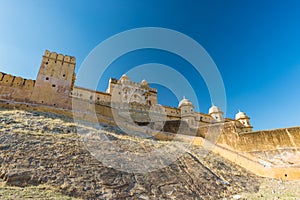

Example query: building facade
[0,50,253,132]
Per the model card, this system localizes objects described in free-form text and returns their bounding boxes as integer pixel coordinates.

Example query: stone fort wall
[0,72,35,102]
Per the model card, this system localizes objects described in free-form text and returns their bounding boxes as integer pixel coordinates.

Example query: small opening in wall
[97,97,100,100]
[41,101,44,103]
[52,84,56,87]
[46,77,49,80]
[285,174,288,177]
[63,74,66,77]
[45,62,48,65]
[54,104,56,106]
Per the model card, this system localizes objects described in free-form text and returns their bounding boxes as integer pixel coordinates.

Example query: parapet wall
[0,72,35,102]
[217,126,300,152]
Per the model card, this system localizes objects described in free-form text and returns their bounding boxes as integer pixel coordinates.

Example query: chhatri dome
[178,96,193,108]
[235,110,249,120]
[208,104,222,114]
[141,79,148,86]
[119,74,130,82]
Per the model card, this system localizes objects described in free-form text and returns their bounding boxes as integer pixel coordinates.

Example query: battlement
[44,50,76,64]
[0,72,35,89]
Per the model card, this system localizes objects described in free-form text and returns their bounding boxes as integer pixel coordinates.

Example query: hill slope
[0,109,297,199]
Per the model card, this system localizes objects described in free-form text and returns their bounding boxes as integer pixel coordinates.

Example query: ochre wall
[30,50,76,109]
[0,72,35,102]
[216,126,300,152]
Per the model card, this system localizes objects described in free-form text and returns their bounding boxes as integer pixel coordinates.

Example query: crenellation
[44,49,51,57]
[12,77,24,87]
[0,74,14,85]
[63,55,70,63]
[70,57,76,64]
[23,79,35,90]
[57,54,64,61]
[50,52,57,59]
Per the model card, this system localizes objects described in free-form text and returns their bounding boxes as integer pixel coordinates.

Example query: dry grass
[0,181,81,200]
[240,179,300,199]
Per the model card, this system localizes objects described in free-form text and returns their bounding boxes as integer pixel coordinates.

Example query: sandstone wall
[162,106,181,120]
[216,126,300,152]
[30,50,76,109]
[0,72,35,102]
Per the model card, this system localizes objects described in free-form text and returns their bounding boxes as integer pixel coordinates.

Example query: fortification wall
[216,126,300,152]
[72,87,111,103]
[0,72,35,102]
[154,129,300,180]
[162,106,181,120]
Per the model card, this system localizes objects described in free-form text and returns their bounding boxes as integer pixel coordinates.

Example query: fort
[0,50,299,180]
[0,50,252,132]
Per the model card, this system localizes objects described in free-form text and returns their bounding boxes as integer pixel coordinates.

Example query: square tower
[30,50,76,109]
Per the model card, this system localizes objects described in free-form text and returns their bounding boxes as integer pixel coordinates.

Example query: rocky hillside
[0,108,297,199]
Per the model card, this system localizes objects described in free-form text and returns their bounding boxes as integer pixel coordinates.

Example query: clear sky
[0,0,300,130]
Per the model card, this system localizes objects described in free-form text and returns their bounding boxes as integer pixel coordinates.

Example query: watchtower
[30,50,76,109]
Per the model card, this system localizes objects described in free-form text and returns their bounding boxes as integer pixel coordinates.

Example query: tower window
[46,77,49,80]
[45,62,48,65]
[52,84,56,87]
[63,74,66,77]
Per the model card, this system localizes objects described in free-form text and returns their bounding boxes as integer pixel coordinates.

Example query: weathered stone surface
[4,169,39,187]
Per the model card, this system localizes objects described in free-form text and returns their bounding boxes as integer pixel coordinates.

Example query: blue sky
[0,0,300,130]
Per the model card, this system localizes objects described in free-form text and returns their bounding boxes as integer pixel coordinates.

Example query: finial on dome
[178,96,193,108]
[235,110,249,120]
[119,74,130,82]
[208,104,222,115]
[141,79,148,86]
